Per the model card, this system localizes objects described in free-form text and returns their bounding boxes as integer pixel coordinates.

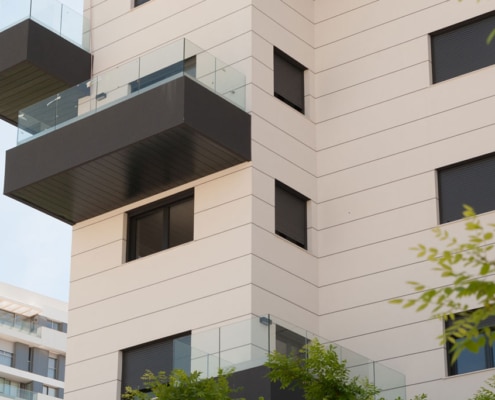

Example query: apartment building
[0,282,67,400]
[2,0,495,399]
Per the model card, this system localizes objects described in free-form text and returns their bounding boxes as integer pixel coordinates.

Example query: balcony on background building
[0,0,91,125]
[3,39,251,224]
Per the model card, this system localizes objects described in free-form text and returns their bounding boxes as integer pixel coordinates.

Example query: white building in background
[3,0,495,399]
[0,283,67,400]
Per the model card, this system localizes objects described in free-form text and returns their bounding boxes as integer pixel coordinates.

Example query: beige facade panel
[69,225,252,309]
[252,256,318,314]
[68,256,252,336]
[252,226,317,285]
[317,200,436,256]
[67,285,253,364]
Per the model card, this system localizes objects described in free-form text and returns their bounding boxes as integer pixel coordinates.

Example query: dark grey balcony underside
[4,77,251,224]
[0,19,91,125]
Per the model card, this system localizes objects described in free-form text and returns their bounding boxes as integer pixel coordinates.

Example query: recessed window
[121,332,191,393]
[0,350,12,367]
[447,313,495,375]
[127,190,194,261]
[42,386,57,396]
[134,0,151,7]
[438,152,495,223]
[275,181,308,249]
[48,357,57,379]
[274,48,306,113]
[276,325,308,357]
[431,12,495,83]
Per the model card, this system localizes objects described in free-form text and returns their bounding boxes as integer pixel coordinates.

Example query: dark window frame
[437,152,495,224]
[121,332,191,393]
[134,0,151,7]
[275,181,308,249]
[447,313,495,375]
[431,11,495,83]
[127,189,194,261]
[273,47,307,113]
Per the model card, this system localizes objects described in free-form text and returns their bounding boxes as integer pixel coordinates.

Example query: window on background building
[431,12,495,83]
[127,190,194,261]
[275,181,308,249]
[42,386,57,396]
[0,350,13,367]
[134,0,151,7]
[48,357,57,379]
[121,332,191,393]
[447,313,495,375]
[437,152,495,223]
[273,47,306,113]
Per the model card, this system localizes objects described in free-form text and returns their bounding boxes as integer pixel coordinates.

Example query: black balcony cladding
[230,366,304,400]
[0,19,92,125]
[4,76,251,225]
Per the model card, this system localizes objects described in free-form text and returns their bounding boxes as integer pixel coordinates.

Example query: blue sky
[0,0,83,301]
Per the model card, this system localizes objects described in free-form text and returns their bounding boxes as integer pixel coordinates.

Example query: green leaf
[487,28,495,45]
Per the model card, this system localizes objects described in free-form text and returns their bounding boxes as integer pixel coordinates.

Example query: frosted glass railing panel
[30,0,62,34]
[194,52,217,91]
[0,0,30,31]
[0,0,89,50]
[17,38,247,144]
[140,40,184,77]
[18,81,90,140]
[374,362,406,400]
[213,59,246,109]
[95,59,140,109]
[61,3,89,49]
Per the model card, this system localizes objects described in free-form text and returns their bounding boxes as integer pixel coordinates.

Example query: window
[431,12,495,83]
[276,325,308,357]
[447,314,495,375]
[127,190,194,261]
[42,385,57,396]
[275,181,308,249]
[0,350,12,367]
[134,0,151,7]
[48,357,57,379]
[438,152,495,223]
[121,332,191,393]
[274,48,306,113]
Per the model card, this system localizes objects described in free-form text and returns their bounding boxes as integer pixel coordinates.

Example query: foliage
[122,368,242,400]
[265,339,381,400]
[390,206,495,362]
[470,376,495,400]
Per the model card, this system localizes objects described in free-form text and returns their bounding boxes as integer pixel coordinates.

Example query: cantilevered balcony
[4,39,251,224]
[0,0,91,125]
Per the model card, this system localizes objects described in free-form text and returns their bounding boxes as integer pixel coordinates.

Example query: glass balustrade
[0,0,89,50]
[17,38,246,144]
[166,315,406,400]
[0,378,37,400]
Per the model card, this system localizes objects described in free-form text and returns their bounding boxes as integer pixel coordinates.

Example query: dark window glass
[274,48,306,113]
[275,181,308,249]
[134,0,151,7]
[447,314,495,375]
[122,332,191,393]
[438,152,495,223]
[127,190,194,261]
[276,325,308,357]
[431,12,495,83]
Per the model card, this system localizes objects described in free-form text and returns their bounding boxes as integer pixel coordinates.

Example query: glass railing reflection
[167,314,406,400]
[18,39,246,144]
[0,0,89,50]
